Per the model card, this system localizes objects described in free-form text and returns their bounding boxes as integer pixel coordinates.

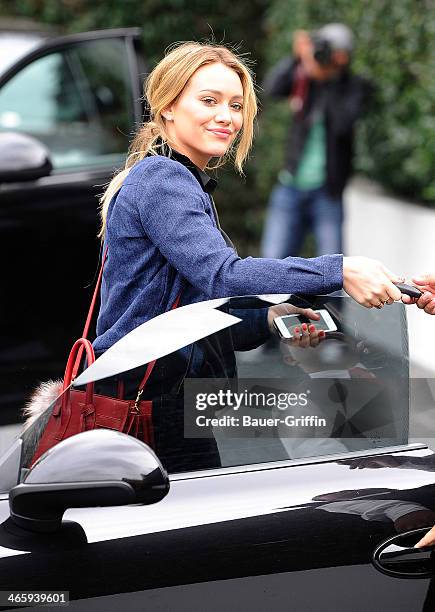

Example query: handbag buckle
[132,388,144,414]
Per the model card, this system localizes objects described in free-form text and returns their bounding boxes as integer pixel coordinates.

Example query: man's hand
[402,273,435,315]
[293,30,312,60]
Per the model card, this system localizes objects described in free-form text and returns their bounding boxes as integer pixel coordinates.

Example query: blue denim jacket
[94,154,343,353]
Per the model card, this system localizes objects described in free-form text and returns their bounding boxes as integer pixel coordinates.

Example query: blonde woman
[92,42,403,471]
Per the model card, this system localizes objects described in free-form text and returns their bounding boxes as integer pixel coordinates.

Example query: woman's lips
[208,129,232,138]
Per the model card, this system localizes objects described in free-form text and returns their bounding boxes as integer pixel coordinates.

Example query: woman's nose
[215,105,232,123]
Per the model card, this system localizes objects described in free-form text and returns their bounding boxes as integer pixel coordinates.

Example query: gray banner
[184,377,412,440]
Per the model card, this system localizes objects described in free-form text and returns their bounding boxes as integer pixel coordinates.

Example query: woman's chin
[205,146,230,159]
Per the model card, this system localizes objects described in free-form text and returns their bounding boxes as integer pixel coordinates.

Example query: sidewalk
[344,177,435,377]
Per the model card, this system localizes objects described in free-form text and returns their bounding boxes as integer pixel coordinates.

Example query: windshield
[0,293,421,491]
[0,33,43,76]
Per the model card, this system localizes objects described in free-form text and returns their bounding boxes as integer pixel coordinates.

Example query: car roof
[0,31,47,76]
[0,21,142,79]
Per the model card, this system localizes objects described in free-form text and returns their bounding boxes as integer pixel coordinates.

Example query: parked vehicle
[0,25,146,422]
[0,294,434,610]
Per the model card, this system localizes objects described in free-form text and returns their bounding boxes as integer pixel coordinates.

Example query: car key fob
[395,282,423,299]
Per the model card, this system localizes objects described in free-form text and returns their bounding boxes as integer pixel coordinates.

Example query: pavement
[345,177,435,377]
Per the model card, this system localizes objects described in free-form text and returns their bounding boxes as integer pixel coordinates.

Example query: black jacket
[263,56,373,197]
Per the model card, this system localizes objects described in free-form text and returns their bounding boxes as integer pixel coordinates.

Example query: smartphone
[273,309,337,339]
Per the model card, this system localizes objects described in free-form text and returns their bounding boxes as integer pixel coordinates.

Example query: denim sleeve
[229,308,270,351]
[135,157,343,298]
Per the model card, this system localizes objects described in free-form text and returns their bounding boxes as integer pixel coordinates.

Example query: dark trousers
[261,182,344,257]
[93,361,221,474]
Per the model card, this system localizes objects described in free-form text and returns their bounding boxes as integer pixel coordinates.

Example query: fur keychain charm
[22,380,63,430]
[20,379,63,467]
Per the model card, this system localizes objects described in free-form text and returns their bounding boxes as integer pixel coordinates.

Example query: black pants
[93,360,221,474]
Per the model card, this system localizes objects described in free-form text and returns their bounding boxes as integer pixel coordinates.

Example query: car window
[0,38,133,170]
[227,295,410,467]
[2,293,421,489]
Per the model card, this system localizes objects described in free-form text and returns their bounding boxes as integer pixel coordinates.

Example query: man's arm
[262,55,296,98]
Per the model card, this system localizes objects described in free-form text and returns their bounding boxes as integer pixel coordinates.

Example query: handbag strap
[60,338,95,410]
[70,244,182,397]
[82,246,109,340]
[132,292,182,409]
[71,246,108,382]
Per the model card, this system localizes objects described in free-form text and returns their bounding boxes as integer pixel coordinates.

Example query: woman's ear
[161,106,174,121]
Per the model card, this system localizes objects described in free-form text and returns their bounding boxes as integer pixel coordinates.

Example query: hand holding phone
[273,309,337,339]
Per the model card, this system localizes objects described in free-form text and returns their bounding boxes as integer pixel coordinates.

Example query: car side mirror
[0,131,52,183]
[9,430,169,533]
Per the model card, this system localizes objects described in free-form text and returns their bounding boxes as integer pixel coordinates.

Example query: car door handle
[373,528,435,578]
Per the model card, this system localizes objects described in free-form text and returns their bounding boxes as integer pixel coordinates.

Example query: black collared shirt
[168,148,218,194]
[168,147,234,249]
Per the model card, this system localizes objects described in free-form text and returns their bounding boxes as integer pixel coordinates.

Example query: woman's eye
[202,97,216,105]
[231,103,243,112]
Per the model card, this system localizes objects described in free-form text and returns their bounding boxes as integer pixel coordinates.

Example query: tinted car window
[0,38,132,169]
[8,294,414,484]
[227,295,409,466]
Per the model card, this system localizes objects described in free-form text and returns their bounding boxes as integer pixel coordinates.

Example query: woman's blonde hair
[98,41,258,238]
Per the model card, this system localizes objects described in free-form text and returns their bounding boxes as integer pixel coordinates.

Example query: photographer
[261,23,373,258]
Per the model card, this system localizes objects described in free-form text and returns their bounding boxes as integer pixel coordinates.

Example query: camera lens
[311,35,333,66]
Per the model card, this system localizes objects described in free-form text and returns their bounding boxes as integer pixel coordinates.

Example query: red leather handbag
[29,249,179,467]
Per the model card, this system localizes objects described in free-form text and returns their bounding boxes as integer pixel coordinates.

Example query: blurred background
[0,0,435,428]
[1,0,434,252]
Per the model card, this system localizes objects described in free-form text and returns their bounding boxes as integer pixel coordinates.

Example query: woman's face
[162,62,244,169]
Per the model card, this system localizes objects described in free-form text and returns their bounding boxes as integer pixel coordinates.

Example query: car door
[0,294,434,611]
[0,29,145,418]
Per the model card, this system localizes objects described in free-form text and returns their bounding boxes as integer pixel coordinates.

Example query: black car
[0,25,146,420]
[0,293,434,610]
